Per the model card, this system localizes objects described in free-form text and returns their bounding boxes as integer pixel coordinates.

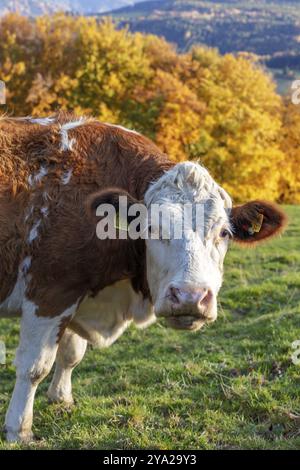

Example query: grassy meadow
[0,205,299,450]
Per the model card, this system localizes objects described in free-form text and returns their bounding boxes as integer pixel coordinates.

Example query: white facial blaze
[144,162,232,320]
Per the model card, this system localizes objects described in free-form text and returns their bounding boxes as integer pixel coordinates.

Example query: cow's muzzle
[158,285,217,331]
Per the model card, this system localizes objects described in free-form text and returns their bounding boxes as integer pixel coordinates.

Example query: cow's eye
[220,228,231,239]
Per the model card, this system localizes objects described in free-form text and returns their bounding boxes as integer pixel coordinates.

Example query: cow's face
[144,163,287,331]
[144,163,232,330]
[88,162,287,332]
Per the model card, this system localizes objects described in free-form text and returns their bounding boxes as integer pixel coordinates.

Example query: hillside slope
[106,0,300,68]
[0,0,156,16]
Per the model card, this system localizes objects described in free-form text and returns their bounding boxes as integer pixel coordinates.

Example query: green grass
[0,206,300,450]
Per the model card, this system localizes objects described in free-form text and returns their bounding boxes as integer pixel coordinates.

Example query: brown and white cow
[0,113,287,442]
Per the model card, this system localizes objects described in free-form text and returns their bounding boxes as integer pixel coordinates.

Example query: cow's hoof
[47,390,74,407]
[4,428,35,444]
[48,399,74,409]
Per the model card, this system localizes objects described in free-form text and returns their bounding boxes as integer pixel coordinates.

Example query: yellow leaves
[0,13,298,202]
[184,48,286,202]
[278,103,300,203]
[152,70,204,161]
[13,62,26,76]
[98,103,120,124]
[103,73,124,98]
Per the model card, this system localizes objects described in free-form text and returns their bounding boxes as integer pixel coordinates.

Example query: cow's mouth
[165,315,207,331]
[155,299,217,331]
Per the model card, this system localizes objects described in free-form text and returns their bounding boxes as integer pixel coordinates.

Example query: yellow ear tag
[248,213,264,235]
[114,213,128,232]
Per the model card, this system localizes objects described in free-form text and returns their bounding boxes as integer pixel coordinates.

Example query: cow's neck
[133,159,175,201]
[88,164,178,303]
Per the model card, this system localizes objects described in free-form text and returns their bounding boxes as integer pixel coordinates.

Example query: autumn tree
[279,102,300,203]
[0,13,37,114]
[0,13,298,202]
[184,48,285,201]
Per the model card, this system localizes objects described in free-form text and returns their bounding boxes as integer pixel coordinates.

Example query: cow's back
[0,113,172,193]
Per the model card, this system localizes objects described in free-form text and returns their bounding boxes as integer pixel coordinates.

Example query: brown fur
[0,112,173,317]
[57,314,73,343]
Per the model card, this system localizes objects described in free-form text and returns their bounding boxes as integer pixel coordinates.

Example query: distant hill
[105,0,300,70]
[0,0,157,16]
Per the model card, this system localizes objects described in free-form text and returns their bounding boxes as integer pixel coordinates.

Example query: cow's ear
[86,187,140,230]
[230,200,288,245]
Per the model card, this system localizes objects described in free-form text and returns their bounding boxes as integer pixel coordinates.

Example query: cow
[0,113,287,442]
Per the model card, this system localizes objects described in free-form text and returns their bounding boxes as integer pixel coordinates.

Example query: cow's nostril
[169,286,181,304]
[168,286,213,309]
[199,289,213,307]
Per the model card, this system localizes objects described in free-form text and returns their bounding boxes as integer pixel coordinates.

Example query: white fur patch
[28,166,48,187]
[29,117,55,126]
[0,257,32,317]
[47,330,87,405]
[40,206,49,217]
[21,256,32,275]
[43,191,51,202]
[105,123,139,135]
[59,118,85,151]
[61,169,72,185]
[28,220,41,243]
[72,280,155,347]
[34,166,48,183]
[5,301,78,441]
[24,206,34,222]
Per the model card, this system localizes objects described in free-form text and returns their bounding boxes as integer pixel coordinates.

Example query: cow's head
[88,162,287,331]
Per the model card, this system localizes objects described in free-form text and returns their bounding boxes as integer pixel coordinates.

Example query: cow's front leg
[4,299,76,443]
[47,329,87,405]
